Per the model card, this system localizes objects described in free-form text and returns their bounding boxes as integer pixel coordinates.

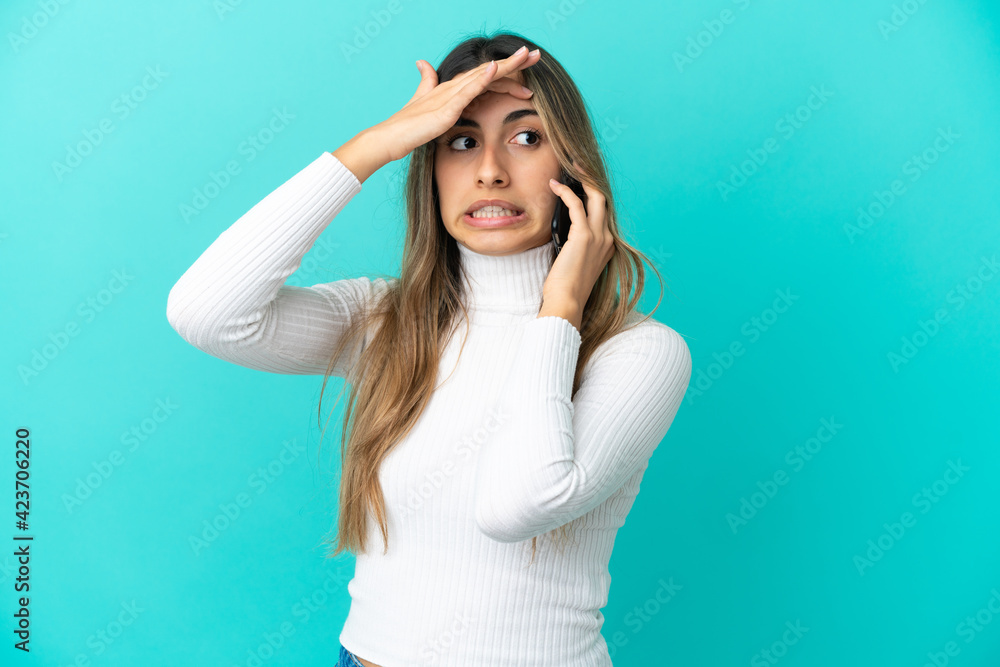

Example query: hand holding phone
[551,169,587,255]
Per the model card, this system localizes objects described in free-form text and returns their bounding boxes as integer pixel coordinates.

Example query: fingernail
[515,46,527,55]
[529,49,540,57]
[521,86,533,96]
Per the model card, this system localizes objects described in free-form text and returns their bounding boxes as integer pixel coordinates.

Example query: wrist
[541,291,580,311]
[332,128,389,185]
[538,295,583,331]
[359,124,393,162]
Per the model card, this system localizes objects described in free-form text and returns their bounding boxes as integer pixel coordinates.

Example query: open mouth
[468,205,523,216]
[464,208,527,227]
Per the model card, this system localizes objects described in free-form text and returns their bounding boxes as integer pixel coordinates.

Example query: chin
[459,228,550,256]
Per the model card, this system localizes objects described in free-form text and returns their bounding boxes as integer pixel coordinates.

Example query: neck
[456,239,555,313]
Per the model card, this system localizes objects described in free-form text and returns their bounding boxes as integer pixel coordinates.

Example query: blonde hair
[318,29,668,565]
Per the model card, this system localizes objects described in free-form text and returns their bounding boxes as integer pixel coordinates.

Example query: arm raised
[166,148,393,377]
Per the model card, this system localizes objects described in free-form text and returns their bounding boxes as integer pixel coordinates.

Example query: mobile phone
[551,169,587,255]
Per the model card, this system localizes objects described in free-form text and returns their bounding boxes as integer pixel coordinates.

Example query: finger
[578,180,606,232]
[449,62,505,110]
[441,49,540,91]
[512,50,542,75]
[440,50,539,104]
[412,58,491,105]
[457,49,539,92]
[444,51,539,112]
[570,162,606,234]
[549,179,588,225]
[405,60,439,107]
[454,58,499,86]
[491,49,541,80]
[414,60,438,94]
[484,76,533,99]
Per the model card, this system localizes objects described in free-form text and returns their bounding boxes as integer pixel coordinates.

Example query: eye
[513,129,542,146]
[447,135,476,151]
[445,129,544,152]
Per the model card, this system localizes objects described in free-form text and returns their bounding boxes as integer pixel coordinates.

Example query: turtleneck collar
[456,239,555,313]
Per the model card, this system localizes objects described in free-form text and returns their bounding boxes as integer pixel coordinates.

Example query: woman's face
[434,72,561,257]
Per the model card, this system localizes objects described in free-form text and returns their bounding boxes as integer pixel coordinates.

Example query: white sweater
[166,151,692,666]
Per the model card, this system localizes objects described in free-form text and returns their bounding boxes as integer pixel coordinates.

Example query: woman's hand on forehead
[475,72,531,101]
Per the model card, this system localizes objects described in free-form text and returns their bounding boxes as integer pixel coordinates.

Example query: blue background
[2,0,999,665]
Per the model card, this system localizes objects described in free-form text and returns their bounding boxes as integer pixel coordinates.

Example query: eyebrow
[452,108,539,129]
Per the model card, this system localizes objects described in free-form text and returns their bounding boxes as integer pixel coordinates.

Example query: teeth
[471,206,520,218]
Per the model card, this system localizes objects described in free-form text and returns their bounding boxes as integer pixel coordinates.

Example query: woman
[167,30,691,667]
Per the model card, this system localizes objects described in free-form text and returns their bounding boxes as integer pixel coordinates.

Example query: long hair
[317,29,667,565]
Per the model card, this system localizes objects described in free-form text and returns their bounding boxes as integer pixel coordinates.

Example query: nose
[475,143,508,187]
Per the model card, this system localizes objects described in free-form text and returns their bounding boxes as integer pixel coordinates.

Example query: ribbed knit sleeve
[166,151,391,377]
[473,315,692,543]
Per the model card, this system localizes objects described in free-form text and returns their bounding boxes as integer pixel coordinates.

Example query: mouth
[464,208,528,228]
[464,199,526,228]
